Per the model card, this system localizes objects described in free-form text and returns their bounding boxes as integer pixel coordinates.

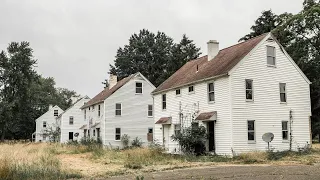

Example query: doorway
[207,121,215,152]
[69,132,74,141]
[162,125,170,149]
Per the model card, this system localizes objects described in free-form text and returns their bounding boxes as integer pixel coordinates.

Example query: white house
[152,33,312,155]
[33,105,63,142]
[80,72,155,148]
[58,96,90,143]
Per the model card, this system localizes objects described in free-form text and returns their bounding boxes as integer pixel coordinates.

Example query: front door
[208,121,215,152]
[163,125,170,149]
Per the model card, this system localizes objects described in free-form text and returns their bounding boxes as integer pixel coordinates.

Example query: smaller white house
[58,96,90,143]
[33,105,63,142]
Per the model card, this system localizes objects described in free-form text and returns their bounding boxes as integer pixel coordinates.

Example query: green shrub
[121,134,130,149]
[131,137,143,148]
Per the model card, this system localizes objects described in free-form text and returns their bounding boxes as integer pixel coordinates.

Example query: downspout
[289,109,293,151]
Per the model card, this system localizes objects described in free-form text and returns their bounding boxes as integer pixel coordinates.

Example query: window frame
[84,109,86,120]
[207,82,215,103]
[162,94,166,110]
[135,82,143,94]
[174,124,181,135]
[54,110,58,117]
[282,121,289,141]
[245,79,254,101]
[115,103,122,116]
[43,121,47,128]
[148,104,153,117]
[175,89,181,96]
[115,128,121,141]
[148,127,153,134]
[266,46,276,66]
[247,120,256,143]
[188,85,195,94]
[279,83,287,103]
[69,116,74,125]
[98,105,101,117]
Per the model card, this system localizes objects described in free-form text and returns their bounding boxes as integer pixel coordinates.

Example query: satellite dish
[74,133,79,137]
[262,132,274,143]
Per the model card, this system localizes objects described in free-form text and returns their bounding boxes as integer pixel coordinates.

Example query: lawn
[0,142,319,180]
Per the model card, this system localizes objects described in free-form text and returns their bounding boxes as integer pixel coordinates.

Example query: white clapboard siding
[81,102,104,140]
[35,106,63,142]
[230,37,311,154]
[103,74,155,148]
[60,97,90,143]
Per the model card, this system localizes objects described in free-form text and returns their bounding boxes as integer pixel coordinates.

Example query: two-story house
[58,96,90,143]
[80,72,155,148]
[152,33,311,155]
[33,105,63,142]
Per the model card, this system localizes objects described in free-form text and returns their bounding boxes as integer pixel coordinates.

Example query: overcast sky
[0,0,304,97]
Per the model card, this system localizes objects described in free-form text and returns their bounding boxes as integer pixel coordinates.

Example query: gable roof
[81,74,135,109]
[152,33,268,94]
[35,105,63,122]
[57,96,89,118]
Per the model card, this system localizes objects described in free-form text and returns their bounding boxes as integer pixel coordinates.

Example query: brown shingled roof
[152,33,268,94]
[195,111,217,121]
[81,75,134,109]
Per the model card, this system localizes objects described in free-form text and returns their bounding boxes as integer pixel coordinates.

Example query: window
[54,110,58,116]
[162,94,166,110]
[148,105,153,117]
[84,110,86,120]
[267,46,276,66]
[43,121,47,128]
[282,121,288,140]
[245,79,253,100]
[280,83,286,102]
[93,129,96,136]
[176,89,181,96]
[92,105,95,110]
[88,130,90,138]
[208,83,215,102]
[115,128,121,140]
[248,120,255,141]
[188,86,194,93]
[98,105,101,117]
[136,82,142,94]
[174,124,181,135]
[147,128,153,142]
[69,116,74,125]
[115,103,122,116]
[148,128,153,134]
[89,107,90,110]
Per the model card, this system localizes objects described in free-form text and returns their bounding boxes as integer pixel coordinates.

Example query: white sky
[0,0,304,97]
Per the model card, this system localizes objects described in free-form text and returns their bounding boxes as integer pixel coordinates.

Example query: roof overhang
[155,117,172,124]
[91,122,101,128]
[79,125,88,129]
[195,111,217,121]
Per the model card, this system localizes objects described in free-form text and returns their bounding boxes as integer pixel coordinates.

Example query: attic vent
[196,65,199,72]
[266,37,274,42]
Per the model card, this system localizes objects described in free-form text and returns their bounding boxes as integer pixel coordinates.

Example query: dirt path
[106,164,320,180]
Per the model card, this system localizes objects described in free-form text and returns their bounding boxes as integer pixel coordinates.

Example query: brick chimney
[109,74,118,89]
[207,40,219,61]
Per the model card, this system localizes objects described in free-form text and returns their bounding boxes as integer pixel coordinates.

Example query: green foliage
[109,29,201,87]
[121,134,130,149]
[131,137,143,148]
[171,122,208,155]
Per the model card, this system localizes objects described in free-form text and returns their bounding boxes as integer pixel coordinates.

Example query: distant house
[58,96,90,143]
[152,33,311,155]
[80,72,155,148]
[33,105,63,142]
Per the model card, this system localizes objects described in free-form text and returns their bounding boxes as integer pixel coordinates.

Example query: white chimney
[49,105,53,109]
[207,40,219,61]
[109,74,118,89]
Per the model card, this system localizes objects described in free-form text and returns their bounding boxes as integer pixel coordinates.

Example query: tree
[109,29,201,86]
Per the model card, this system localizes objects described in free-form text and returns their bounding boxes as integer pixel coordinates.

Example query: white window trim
[207,82,215,103]
[188,85,195,94]
[135,81,143,95]
[266,45,276,67]
[148,104,153,117]
[115,103,122,116]
[115,128,121,141]
[69,116,74,125]
[175,89,181,97]
[282,121,289,142]
[245,79,254,102]
[247,120,256,143]
[279,83,287,104]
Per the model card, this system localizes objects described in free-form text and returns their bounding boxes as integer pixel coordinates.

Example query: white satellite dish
[262,132,274,150]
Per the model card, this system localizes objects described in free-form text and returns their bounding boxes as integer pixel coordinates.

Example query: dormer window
[267,46,276,66]
[54,110,58,116]
[136,82,142,94]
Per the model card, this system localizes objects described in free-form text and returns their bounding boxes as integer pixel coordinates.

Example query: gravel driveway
[106,164,320,180]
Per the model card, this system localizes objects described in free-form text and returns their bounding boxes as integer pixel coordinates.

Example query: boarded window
[267,46,276,66]
[208,83,215,102]
[115,128,121,140]
[115,103,122,116]
[54,110,58,116]
[148,105,153,117]
[282,121,288,140]
[248,120,255,141]
[147,128,153,142]
[69,116,74,125]
[280,83,286,102]
[245,79,253,100]
[136,82,142,94]
[162,94,166,110]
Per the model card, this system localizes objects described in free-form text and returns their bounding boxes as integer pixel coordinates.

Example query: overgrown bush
[172,122,208,155]
[131,137,143,148]
[121,134,130,149]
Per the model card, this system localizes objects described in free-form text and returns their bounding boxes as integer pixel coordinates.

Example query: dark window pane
[267,56,275,65]
[116,128,120,134]
[148,128,153,133]
[148,105,152,111]
[280,83,286,93]
[208,83,214,92]
[246,90,253,100]
[282,121,288,130]
[162,102,166,110]
[176,89,180,95]
[189,86,194,92]
[248,121,254,130]
[115,135,121,140]
[280,93,286,102]
[162,94,166,101]
[136,82,142,87]
[248,132,255,141]
[246,80,252,89]
[282,131,288,140]
[209,92,215,102]
[116,110,121,115]
[136,87,142,93]
[116,103,121,109]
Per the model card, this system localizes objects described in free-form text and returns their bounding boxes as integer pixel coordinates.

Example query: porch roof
[195,111,217,121]
[155,117,172,124]
[91,122,101,128]
[79,125,87,129]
